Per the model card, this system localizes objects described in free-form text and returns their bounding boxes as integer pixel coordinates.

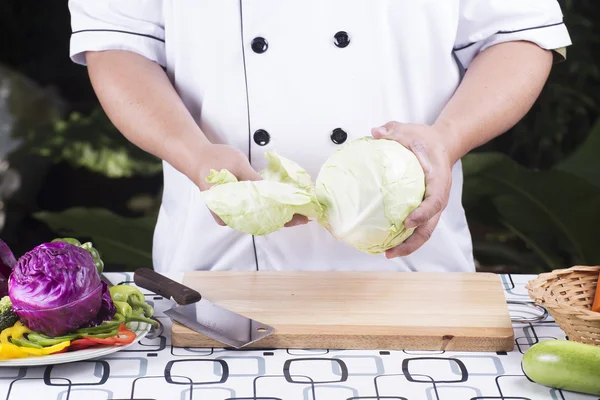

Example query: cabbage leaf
[200,152,323,236]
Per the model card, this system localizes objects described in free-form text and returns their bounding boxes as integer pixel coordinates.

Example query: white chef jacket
[68,1,571,273]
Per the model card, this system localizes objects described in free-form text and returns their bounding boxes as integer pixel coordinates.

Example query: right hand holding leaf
[198,147,321,234]
[196,144,262,226]
[197,144,262,191]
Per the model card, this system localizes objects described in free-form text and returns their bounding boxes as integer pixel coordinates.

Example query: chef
[68,1,571,273]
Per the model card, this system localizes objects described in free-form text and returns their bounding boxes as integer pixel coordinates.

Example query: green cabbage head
[315,137,425,254]
[200,152,323,236]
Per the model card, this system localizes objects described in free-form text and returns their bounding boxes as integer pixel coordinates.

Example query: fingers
[371,121,420,142]
[405,173,448,228]
[209,209,226,226]
[385,212,441,258]
[371,122,399,141]
[371,121,450,230]
[372,123,432,171]
[404,149,450,228]
[241,168,263,182]
[285,214,309,227]
[371,121,452,256]
[236,159,263,182]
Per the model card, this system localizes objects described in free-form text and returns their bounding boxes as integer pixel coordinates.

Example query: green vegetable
[260,152,317,194]
[109,285,157,326]
[315,137,425,254]
[10,337,43,349]
[522,339,600,396]
[51,238,81,246]
[51,238,105,274]
[0,296,19,332]
[75,321,121,334]
[111,312,125,322]
[110,285,153,317]
[199,138,425,253]
[25,320,122,347]
[200,152,323,235]
[113,300,133,317]
[80,329,118,339]
[27,332,80,347]
[124,313,158,325]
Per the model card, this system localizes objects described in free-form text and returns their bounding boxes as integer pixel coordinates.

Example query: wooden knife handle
[134,267,202,305]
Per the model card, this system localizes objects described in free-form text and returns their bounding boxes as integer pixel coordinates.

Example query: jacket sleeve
[68,0,165,67]
[453,0,572,69]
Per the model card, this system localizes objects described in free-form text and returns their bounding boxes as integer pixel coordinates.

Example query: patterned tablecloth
[0,272,595,400]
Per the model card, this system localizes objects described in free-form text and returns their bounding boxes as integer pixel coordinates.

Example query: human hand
[197,143,308,227]
[371,122,455,258]
[196,143,261,192]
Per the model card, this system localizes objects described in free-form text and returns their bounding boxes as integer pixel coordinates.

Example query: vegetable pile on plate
[0,238,156,360]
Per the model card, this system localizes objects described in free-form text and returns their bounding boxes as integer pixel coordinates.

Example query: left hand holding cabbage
[371,122,454,258]
[315,137,425,254]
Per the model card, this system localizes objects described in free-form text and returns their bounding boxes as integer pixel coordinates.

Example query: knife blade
[133,268,275,349]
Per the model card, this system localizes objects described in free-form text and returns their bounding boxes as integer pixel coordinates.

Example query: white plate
[0,321,151,367]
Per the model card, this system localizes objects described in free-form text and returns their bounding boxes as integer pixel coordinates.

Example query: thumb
[371,122,404,141]
[237,162,263,182]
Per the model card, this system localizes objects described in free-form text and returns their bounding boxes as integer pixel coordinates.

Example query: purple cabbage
[80,280,117,328]
[0,239,16,297]
[0,239,16,275]
[8,241,103,337]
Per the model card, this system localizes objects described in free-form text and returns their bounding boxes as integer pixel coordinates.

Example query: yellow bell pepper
[0,321,70,359]
[0,321,30,344]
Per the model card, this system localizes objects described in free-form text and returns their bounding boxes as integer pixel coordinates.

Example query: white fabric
[68,0,571,273]
[69,0,166,67]
[454,0,570,68]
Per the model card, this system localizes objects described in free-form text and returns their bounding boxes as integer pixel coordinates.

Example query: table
[0,272,596,400]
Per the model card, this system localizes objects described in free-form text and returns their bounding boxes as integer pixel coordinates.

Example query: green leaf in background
[554,118,600,189]
[0,63,64,235]
[0,63,63,160]
[462,152,600,268]
[33,207,156,270]
[22,108,163,179]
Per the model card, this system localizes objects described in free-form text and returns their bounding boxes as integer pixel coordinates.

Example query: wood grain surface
[170,271,515,351]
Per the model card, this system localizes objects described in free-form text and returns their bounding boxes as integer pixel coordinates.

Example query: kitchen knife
[133,268,275,348]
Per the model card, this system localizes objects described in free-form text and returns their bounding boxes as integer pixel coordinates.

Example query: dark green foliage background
[0,0,598,273]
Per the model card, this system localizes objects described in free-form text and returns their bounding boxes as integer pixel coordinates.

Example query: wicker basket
[526,265,600,346]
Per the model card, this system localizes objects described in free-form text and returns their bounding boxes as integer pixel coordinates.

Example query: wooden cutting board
[170,271,515,352]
